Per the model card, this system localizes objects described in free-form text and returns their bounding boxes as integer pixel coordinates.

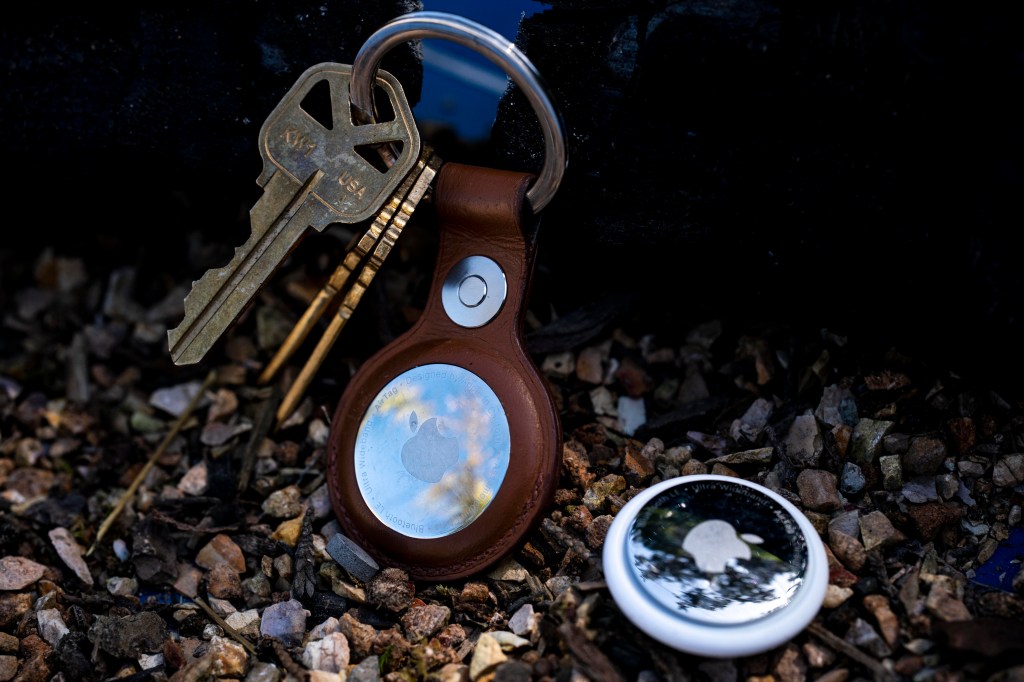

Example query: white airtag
[602,475,828,658]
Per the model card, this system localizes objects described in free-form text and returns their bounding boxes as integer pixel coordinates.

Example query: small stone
[245,662,281,682]
[203,623,224,639]
[401,604,450,641]
[260,599,308,647]
[617,396,646,436]
[489,632,530,651]
[796,469,842,512]
[906,501,963,541]
[262,485,301,518]
[903,436,948,476]
[0,593,32,629]
[308,483,333,520]
[207,563,243,600]
[469,633,507,680]
[196,533,246,572]
[730,397,774,443]
[783,414,823,467]
[225,609,261,637]
[828,529,866,572]
[326,534,379,584]
[839,462,866,495]
[338,613,376,658]
[138,653,164,671]
[177,461,209,495]
[88,611,167,658]
[993,454,1024,487]
[309,616,342,640]
[588,387,617,416]
[815,385,857,428]
[302,632,350,673]
[879,454,903,491]
[575,346,605,384]
[508,604,539,639]
[542,351,575,378]
[270,516,303,547]
[859,511,904,551]
[433,662,469,682]
[0,633,17,654]
[307,418,330,447]
[106,576,138,597]
[586,515,614,549]
[0,556,46,590]
[0,656,17,682]
[802,640,836,668]
[823,584,854,608]
[773,644,807,682]
[706,447,774,466]
[368,568,414,613]
[925,585,972,622]
[486,558,528,582]
[47,527,93,586]
[200,421,252,446]
[844,618,891,657]
[902,475,938,503]
[863,594,900,648]
[209,635,248,677]
[347,656,382,682]
[272,553,293,581]
[112,539,130,562]
[37,608,69,647]
[936,473,959,500]
[173,563,203,599]
[149,381,204,417]
[582,474,626,512]
[848,419,895,464]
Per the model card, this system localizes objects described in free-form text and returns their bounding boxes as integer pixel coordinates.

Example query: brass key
[167,62,420,366]
[270,148,444,427]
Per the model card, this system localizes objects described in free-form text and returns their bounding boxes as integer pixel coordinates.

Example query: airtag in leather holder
[326,163,561,581]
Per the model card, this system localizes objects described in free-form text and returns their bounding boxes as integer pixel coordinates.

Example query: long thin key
[274,149,444,427]
[258,146,438,385]
[167,62,420,366]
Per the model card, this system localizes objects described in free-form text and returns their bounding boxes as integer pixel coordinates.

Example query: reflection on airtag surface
[354,363,510,539]
[628,478,810,625]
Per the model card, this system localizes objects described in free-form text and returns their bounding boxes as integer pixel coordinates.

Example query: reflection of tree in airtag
[629,488,807,623]
[401,413,459,483]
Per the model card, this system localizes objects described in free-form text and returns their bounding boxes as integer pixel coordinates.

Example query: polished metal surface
[626,478,810,625]
[351,11,567,213]
[441,256,507,328]
[354,363,510,539]
[168,63,419,367]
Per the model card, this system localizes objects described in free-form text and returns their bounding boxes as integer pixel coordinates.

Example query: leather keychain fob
[326,162,562,581]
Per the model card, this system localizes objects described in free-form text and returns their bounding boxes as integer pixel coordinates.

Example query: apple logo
[682,519,764,574]
[400,411,460,483]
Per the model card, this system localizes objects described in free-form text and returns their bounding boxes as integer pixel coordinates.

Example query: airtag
[326,163,561,581]
[353,363,510,539]
[602,475,828,658]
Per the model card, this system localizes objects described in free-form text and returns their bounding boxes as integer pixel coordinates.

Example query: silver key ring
[351,11,567,214]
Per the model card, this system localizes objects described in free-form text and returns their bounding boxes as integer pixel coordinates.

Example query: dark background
[2,0,1021,391]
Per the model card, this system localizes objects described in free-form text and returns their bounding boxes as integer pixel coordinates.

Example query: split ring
[351,11,567,213]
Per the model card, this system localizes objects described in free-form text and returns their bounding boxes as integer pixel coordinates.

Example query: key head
[257,62,420,225]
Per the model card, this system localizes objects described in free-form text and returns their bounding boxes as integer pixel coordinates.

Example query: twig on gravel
[193,595,259,657]
[88,370,217,556]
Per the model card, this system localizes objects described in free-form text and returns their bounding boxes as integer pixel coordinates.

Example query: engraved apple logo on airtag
[682,519,764,574]
[401,411,460,483]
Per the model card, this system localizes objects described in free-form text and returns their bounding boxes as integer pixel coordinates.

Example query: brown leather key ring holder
[323,11,567,581]
[326,162,561,580]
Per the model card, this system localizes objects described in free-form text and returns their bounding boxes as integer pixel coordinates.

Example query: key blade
[167,169,322,365]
